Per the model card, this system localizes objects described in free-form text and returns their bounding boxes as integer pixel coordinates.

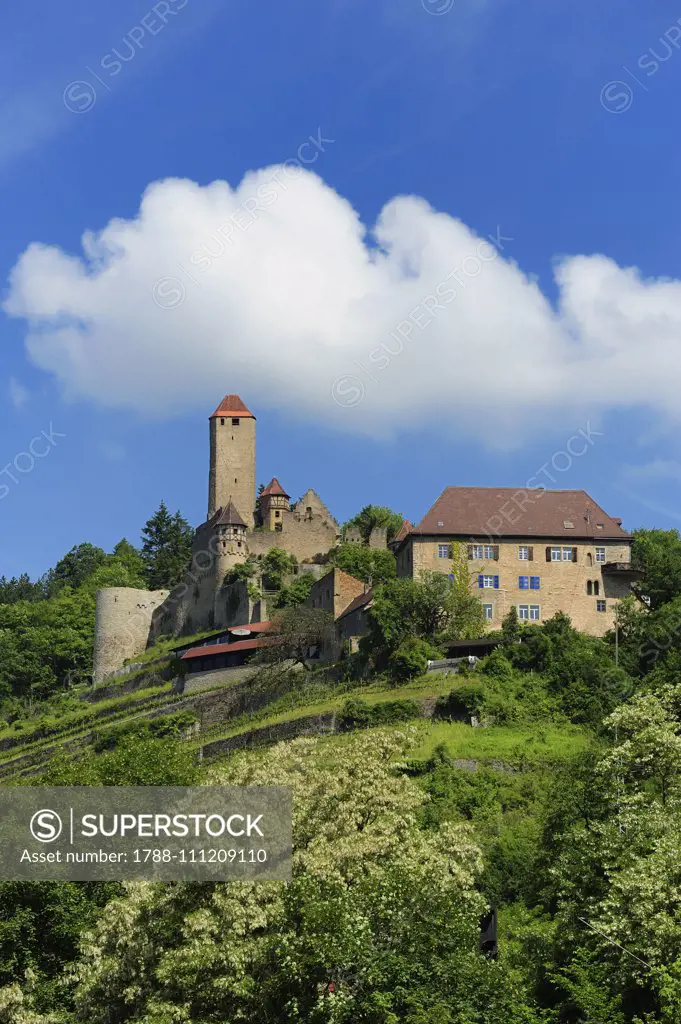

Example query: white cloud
[8,376,29,409]
[5,167,681,447]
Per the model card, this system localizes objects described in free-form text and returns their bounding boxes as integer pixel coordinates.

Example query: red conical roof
[210,395,255,419]
[261,477,289,497]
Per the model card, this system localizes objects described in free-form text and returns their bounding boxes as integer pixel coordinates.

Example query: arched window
[586,552,593,566]
[586,581,593,595]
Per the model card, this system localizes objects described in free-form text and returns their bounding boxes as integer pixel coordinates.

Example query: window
[471,544,484,559]
[478,574,499,589]
[595,547,606,563]
[586,580,593,596]
[518,545,529,560]
[596,600,606,612]
[275,510,281,518]
[549,546,576,562]
[483,544,496,559]
[518,604,541,621]
[437,520,444,527]
[520,576,540,590]
[483,604,493,621]
[232,418,239,426]
[594,580,600,596]
[563,520,574,529]
[438,544,452,558]
[220,417,225,425]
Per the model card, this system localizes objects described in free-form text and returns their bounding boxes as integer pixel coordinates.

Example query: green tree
[632,527,681,610]
[332,543,397,585]
[344,504,404,542]
[141,501,193,590]
[110,538,146,580]
[260,547,296,591]
[275,572,314,608]
[367,566,484,664]
[388,636,433,682]
[259,605,332,670]
[45,543,107,595]
[55,732,536,1024]
[0,575,44,605]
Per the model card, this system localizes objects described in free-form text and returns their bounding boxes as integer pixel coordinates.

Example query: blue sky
[3,0,681,579]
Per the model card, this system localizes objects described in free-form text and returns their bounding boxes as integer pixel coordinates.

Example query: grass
[0,683,175,763]
[410,720,594,766]
[194,672,458,747]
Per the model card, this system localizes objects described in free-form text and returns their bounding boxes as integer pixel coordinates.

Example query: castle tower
[260,477,290,531]
[208,395,256,526]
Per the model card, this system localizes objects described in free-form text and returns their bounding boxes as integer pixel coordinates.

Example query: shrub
[338,697,422,730]
[388,637,432,683]
[436,682,486,720]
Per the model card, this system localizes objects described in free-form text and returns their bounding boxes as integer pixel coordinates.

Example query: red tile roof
[261,477,289,497]
[210,395,255,419]
[228,621,272,635]
[180,636,274,660]
[413,487,630,541]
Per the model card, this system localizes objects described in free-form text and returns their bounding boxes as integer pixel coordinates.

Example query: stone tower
[208,395,256,527]
[259,477,290,531]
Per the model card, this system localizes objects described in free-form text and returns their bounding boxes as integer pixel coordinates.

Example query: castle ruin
[93,395,342,681]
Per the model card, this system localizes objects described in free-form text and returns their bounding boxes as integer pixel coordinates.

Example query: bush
[436,682,486,720]
[338,697,423,730]
[388,637,432,683]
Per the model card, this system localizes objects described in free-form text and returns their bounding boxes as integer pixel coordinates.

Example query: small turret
[260,477,290,532]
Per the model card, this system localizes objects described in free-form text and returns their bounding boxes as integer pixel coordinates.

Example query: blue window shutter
[478,574,484,589]
[494,575,500,590]
[531,576,540,590]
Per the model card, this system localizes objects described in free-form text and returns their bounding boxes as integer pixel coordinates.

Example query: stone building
[93,394,341,682]
[393,486,640,635]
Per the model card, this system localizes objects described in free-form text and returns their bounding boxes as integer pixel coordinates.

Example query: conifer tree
[141,501,193,589]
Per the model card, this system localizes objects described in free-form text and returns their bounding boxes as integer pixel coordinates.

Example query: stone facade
[308,568,366,620]
[397,535,634,635]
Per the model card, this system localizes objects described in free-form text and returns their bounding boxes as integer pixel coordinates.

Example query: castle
[93,395,342,682]
[94,394,640,683]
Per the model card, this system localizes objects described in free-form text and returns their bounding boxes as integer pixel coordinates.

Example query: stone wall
[93,588,169,683]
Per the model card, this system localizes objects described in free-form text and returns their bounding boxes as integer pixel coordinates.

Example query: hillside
[2,527,681,1021]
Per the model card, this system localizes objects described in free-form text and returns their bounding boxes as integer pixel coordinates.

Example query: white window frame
[595,547,606,563]
[483,544,496,560]
[518,545,529,560]
[437,544,451,559]
[472,544,484,559]
[596,599,606,612]
[483,604,493,621]
[481,575,496,589]
[519,604,541,621]
[562,547,573,561]
[550,547,562,561]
